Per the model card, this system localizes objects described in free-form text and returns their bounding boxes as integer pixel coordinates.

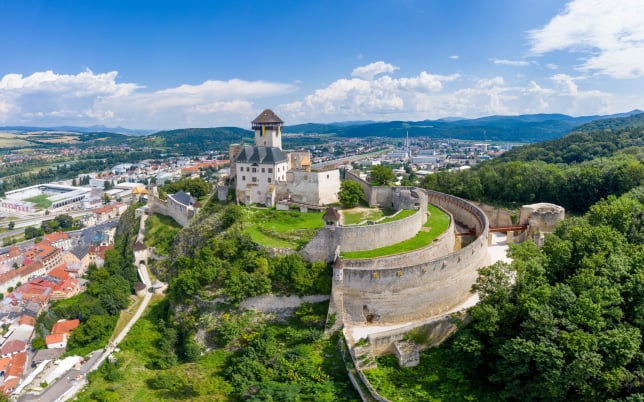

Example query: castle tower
[252,109,284,150]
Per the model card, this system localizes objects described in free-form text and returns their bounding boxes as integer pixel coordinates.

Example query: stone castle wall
[336,191,489,325]
[147,188,192,227]
[299,186,428,262]
[340,208,454,270]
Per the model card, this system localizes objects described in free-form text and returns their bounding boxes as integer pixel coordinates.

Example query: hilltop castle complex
[229,109,341,207]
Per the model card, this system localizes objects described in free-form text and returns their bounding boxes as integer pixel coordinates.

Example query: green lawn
[376,208,417,224]
[24,194,52,209]
[342,208,386,225]
[243,208,325,249]
[341,204,450,259]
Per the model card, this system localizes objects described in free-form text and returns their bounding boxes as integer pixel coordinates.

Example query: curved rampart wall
[299,187,428,262]
[337,191,489,324]
[337,203,426,252]
[341,206,455,269]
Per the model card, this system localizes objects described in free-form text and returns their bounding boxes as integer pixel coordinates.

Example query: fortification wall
[475,202,515,227]
[341,209,454,269]
[299,186,428,262]
[363,313,470,356]
[336,191,489,324]
[148,195,190,227]
[338,206,425,252]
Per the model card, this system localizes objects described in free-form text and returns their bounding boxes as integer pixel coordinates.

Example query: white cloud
[0,70,296,128]
[351,61,399,80]
[528,0,644,78]
[449,55,459,60]
[545,63,559,70]
[491,58,531,66]
[0,64,631,129]
[282,64,618,122]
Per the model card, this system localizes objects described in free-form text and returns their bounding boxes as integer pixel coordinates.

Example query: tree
[7,221,14,230]
[56,214,74,229]
[24,226,43,240]
[370,165,396,186]
[338,180,364,208]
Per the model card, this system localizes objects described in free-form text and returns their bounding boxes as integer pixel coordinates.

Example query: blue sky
[1,0,643,129]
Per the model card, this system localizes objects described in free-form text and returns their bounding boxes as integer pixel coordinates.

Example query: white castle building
[232,109,340,207]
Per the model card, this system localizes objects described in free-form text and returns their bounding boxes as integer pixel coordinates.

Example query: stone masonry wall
[340,207,454,270]
[148,193,190,227]
[299,187,428,262]
[337,191,490,324]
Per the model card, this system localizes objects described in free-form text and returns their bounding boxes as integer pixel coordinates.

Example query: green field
[341,204,450,259]
[24,194,52,209]
[376,208,416,224]
[243,208,325,249]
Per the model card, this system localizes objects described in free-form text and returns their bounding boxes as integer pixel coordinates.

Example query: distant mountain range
[0,110,642,151]
[0,125,153,136]
[283,110,644,142]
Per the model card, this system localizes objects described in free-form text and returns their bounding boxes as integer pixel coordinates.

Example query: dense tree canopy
[370,165,396,186]
[338,180,364,208]
[447,189,644,401]
[160,177,211,200]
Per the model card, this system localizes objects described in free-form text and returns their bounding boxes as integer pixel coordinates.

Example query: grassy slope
[243,209,325,249]
[144,213,182,255]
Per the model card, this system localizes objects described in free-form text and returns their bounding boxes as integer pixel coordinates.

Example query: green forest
[421,114,644,212]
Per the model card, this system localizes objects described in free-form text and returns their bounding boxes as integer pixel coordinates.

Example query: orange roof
[49,264,70,280]
[132,186,148,194]
[93,205,116,215]
[44,232,69,243]
[8,352,26,377]
[51,319,80,335]
[45,333,65,345]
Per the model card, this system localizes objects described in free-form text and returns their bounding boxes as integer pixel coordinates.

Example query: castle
[230,109,341,207]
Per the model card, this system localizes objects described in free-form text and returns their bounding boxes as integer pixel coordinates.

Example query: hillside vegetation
[422,113,644,212]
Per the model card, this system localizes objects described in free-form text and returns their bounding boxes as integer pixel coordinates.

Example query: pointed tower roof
[252,109,284,125]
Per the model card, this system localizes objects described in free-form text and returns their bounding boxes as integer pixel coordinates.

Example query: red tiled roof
[1,340,26,356]
[49,264,70,280]
[45,333,65,346]
[51,319,80,335]
[44,232,69,243]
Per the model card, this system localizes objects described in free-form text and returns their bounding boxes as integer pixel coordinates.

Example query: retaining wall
[299,188,428,262]
[336,191,489,324]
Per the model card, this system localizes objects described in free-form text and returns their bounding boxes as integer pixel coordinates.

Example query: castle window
[268,178,271,183]
[242,176,245,181]
[240,167,243,172]
[251,168,256,173]
[268,168,273,173]
[246,167,249,172]
[252,177,257,183]
[261,168,265,173]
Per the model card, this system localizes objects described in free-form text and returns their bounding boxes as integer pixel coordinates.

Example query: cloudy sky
[1,0,643,129]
